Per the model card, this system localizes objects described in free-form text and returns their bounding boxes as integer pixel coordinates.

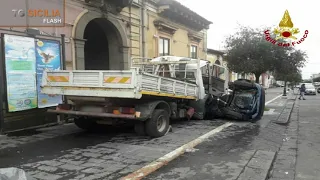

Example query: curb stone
[237,150,277,180]
[273,95,297,125]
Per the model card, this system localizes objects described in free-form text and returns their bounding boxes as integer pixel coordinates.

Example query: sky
[176,0,320,79]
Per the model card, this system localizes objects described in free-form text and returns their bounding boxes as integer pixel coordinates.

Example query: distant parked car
[317,87,320,93]
[305,84,317,95]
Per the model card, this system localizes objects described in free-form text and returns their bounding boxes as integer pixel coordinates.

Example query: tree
[274,49,307,96]
[313,77,320,82]
[278,70,302,87]
[224,25,295,83]
[288,71,303,86]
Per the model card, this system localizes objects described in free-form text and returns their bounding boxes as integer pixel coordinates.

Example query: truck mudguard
[135,101,171,121]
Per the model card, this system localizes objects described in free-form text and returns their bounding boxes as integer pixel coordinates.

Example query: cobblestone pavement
[0,120,226,180]
[0,88,288,180]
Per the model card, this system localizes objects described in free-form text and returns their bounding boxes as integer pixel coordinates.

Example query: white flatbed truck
[41,56,230,137]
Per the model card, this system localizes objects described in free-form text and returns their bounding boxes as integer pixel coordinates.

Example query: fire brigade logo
[264,10,309,47]
[274,10,299,40]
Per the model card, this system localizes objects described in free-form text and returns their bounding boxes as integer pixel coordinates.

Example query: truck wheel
[134,122,146,136]
[74,117,97,131]
[145,109,170,138]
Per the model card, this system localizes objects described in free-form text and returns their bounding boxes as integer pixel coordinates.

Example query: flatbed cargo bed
[41,68,198,100]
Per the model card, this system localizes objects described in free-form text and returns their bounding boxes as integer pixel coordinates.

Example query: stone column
[74,40,86,70]
[120,46,130,70]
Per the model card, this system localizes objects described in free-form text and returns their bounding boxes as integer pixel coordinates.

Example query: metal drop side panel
[41,69,199,100]
[139,73,198,99]
[41,70,142,99]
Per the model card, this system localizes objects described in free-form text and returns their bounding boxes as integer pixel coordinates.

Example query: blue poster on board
[35,39,62,108]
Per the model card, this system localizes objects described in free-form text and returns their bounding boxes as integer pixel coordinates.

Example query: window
[159,37,170,56]
[190,45,197,59]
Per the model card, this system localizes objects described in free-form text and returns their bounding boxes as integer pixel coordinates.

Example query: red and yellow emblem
[273,10,300,40]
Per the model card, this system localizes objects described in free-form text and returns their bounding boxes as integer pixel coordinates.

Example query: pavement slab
[294,96,320,180]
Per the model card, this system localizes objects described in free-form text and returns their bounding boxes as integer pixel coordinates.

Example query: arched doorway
[84,19,110,70]
[73,12,129,70]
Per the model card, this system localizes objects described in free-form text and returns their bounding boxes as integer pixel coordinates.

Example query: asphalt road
[0,87,286,180]
[265,87,285,102]
[145,88,288,180]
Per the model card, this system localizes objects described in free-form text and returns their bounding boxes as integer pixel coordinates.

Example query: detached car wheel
[145,109,170,138]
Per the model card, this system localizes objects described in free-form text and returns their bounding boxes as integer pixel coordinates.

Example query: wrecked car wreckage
[41,56,265,138]
[207,79,265,122]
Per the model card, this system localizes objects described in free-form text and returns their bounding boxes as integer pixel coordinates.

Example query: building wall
[207,53,236,82]
[0,0,209,132]
[207,53,222,65]
[0,1,209,70]
[146,12,207,59]
[230,72,238,82]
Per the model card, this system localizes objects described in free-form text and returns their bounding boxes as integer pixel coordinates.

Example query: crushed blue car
[209,79,265,122]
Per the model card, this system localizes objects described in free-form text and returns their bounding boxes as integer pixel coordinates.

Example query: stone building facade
[0,0,211,132]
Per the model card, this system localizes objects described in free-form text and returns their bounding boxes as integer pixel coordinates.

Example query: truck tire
[74,117,97,131]
[134,122,146,136]
[233,80,255,89]
[145,109,170,138]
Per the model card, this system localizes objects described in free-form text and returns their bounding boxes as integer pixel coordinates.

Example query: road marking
[266,94,283,105]
[120,122,234,180]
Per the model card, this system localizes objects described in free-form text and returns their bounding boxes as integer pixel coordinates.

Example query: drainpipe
[141,0,146,58]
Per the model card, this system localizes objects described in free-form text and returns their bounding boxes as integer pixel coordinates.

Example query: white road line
[266,94,283,105]
[121,122,234,180]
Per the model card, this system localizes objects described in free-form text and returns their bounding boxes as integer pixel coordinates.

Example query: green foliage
[274,49,307,82]
[290,72,303,84]
[224,25,307,83]
[313,77,320,82]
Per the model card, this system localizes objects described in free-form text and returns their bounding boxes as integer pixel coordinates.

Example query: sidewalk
[295,96,320,180]
[269,95,320,180]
